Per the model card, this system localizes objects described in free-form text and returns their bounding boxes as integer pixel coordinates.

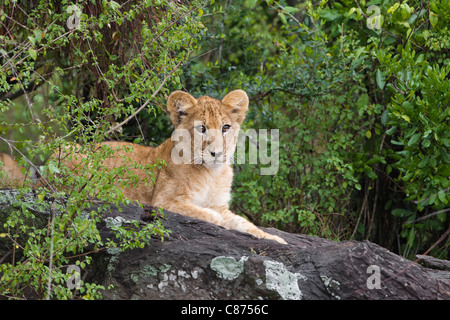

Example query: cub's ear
[167,91,197,126]
[221,90,249,124]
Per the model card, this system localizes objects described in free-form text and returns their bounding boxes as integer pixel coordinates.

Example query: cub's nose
[210,151,223,157]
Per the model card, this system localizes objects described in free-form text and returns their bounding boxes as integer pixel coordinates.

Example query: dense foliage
[184,0,449,259]
[0,0,204,299]
[0,0,448,299]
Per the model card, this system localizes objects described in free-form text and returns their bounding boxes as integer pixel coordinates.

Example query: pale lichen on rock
[210,256,248,280]
[263,260,307,300]
[320,275,341,300]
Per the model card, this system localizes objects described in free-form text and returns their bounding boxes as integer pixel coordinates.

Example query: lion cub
[5,90,286,244]
[93,90,286,243]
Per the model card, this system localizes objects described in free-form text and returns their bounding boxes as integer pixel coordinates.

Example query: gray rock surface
[1,189,449,300]
[91,201,450,300]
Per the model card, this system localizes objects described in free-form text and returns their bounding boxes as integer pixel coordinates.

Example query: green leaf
[438,190,448,205]
[319,9,341,21]
[406,28,412,39]
[417,157,429,168]
[430,2,439,13]
[278,12,287,25]
[386,126,397,135]
[402,101,414,114]
[28,35,35,45]
[109,1,121,11]
[347,7,357,18]
[391,139,404,145]
[381,109,389,125]
[400,3,412,19]
[407,133,421,146]
[283,6,299,14]
[48,163,60,175]
[438,165,450,176]
[429,12,438,28]
[422,139,431,148]
[376,69,385,89]
[28,48,37,60]
[356,93,369,109]
[365,167,377,179]
[33,29,42,43]
[387,3,400,14]
[402,171,414,181]
[392,208,413,218]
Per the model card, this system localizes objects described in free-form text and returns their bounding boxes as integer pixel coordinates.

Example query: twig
[408,208,450,225]
[272,1,301,24]
[415,226,450,263]
[104,63,178,136]
[351,185,369,239]
[46,204,56,300]
[352,225,450,297]
[105,99,151,136]
[413,187,450,205]
[354,0,369,19]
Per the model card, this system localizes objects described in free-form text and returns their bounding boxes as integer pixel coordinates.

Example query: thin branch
[46,204,56,300]
[416,226,450,259]
[105,59,181,136]
[413,187,450,205]
[408,208,450,225]
[105,99,151,136]
[271,1,301,24]
[354,0,369,19]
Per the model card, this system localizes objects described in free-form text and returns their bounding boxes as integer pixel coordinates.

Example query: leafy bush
[185,0,449,258]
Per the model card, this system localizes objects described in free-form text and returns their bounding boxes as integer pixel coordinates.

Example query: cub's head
[167,90,248,168]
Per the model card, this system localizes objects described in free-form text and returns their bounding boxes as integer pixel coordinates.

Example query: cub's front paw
[264,233,287,245]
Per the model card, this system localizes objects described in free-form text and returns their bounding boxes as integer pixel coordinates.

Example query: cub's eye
[222,124,231,133]
[195,125,206,133]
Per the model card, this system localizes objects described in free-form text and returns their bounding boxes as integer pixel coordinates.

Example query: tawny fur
[0,153,27,188]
